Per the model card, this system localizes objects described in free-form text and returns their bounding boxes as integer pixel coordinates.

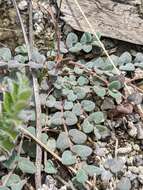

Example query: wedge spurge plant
[0,73,32,156]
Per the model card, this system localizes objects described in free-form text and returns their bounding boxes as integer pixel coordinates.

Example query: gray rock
[69,129,87,144]
[33,11,44,23]
[126,171,137,181]
[101,97,115,110]
[128,166,139,174]
[133,155,143,166]
[132,144,140,151]
[104,158,125,173]
[95,146,107,157]
[18,0,28,10]
[138,174,143,184]
[116,177,131,190]
[138,166,143,175]
[127,93,143,105]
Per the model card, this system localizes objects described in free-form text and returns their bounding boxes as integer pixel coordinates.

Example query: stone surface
[60,0,143,45]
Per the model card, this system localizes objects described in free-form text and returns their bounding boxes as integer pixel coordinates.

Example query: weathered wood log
[60,0,143,45]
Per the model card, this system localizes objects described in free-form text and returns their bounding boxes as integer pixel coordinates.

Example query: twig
[33,74,42,189]
[12,0,42,188]
[61,101,73,150]
[29,0,42,188]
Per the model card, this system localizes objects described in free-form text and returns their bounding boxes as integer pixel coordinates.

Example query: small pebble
[128,166,139,174]
[33,11,43,23]
[126,171,137,181]
[138,166,143,174]
[132,144,140,151]
[104,158,125,173]
[138,174,143,184]
[136,123,143,140]
[127,93,142,105]
[18,0,28,10]
[128,122,137,137]
[116,177,131,190]
[95,145,108,157]
[118,144,132,154]
[133,155,143,166]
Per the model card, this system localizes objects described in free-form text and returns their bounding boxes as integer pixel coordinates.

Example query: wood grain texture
[60,0,143,44]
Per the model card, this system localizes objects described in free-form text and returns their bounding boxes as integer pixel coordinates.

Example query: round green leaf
[66,32,78,48]
[69,43,82,53]
[46,95,56,108]
[2,174,21,187]
[64,111,78,126]
[64,101,73,110]
[93,86,106,97]
[15,44,27,54]
[41,133,49,144]
[72,103,83,116]
[0,48,12,61]
[82,164,103,177]
[77,76,89,86]
[61,150,76,165]
[14,55,28,63]
[10,180,26,190]
[69,129,87,144]
[134,52,143,63]
[94,125,110,140]
[56,132,70,151]
[82,44,92,53]
[119,52,132,64]
[18,158,36,174]
[75,169,88,184]
[74,87,86,100]
[108,80,122,90]
[80,32,92,44]
[27,126,36,136]
[67,91,77,102]
[82,119,94,133]
[81,100,95,112]
[44,160,57,174]
[119,63,135,71]
[47,138,56,152]
[108,90,122,101]
[72,145,92,158]
[88,111,105,124]
[50,112,63,125]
